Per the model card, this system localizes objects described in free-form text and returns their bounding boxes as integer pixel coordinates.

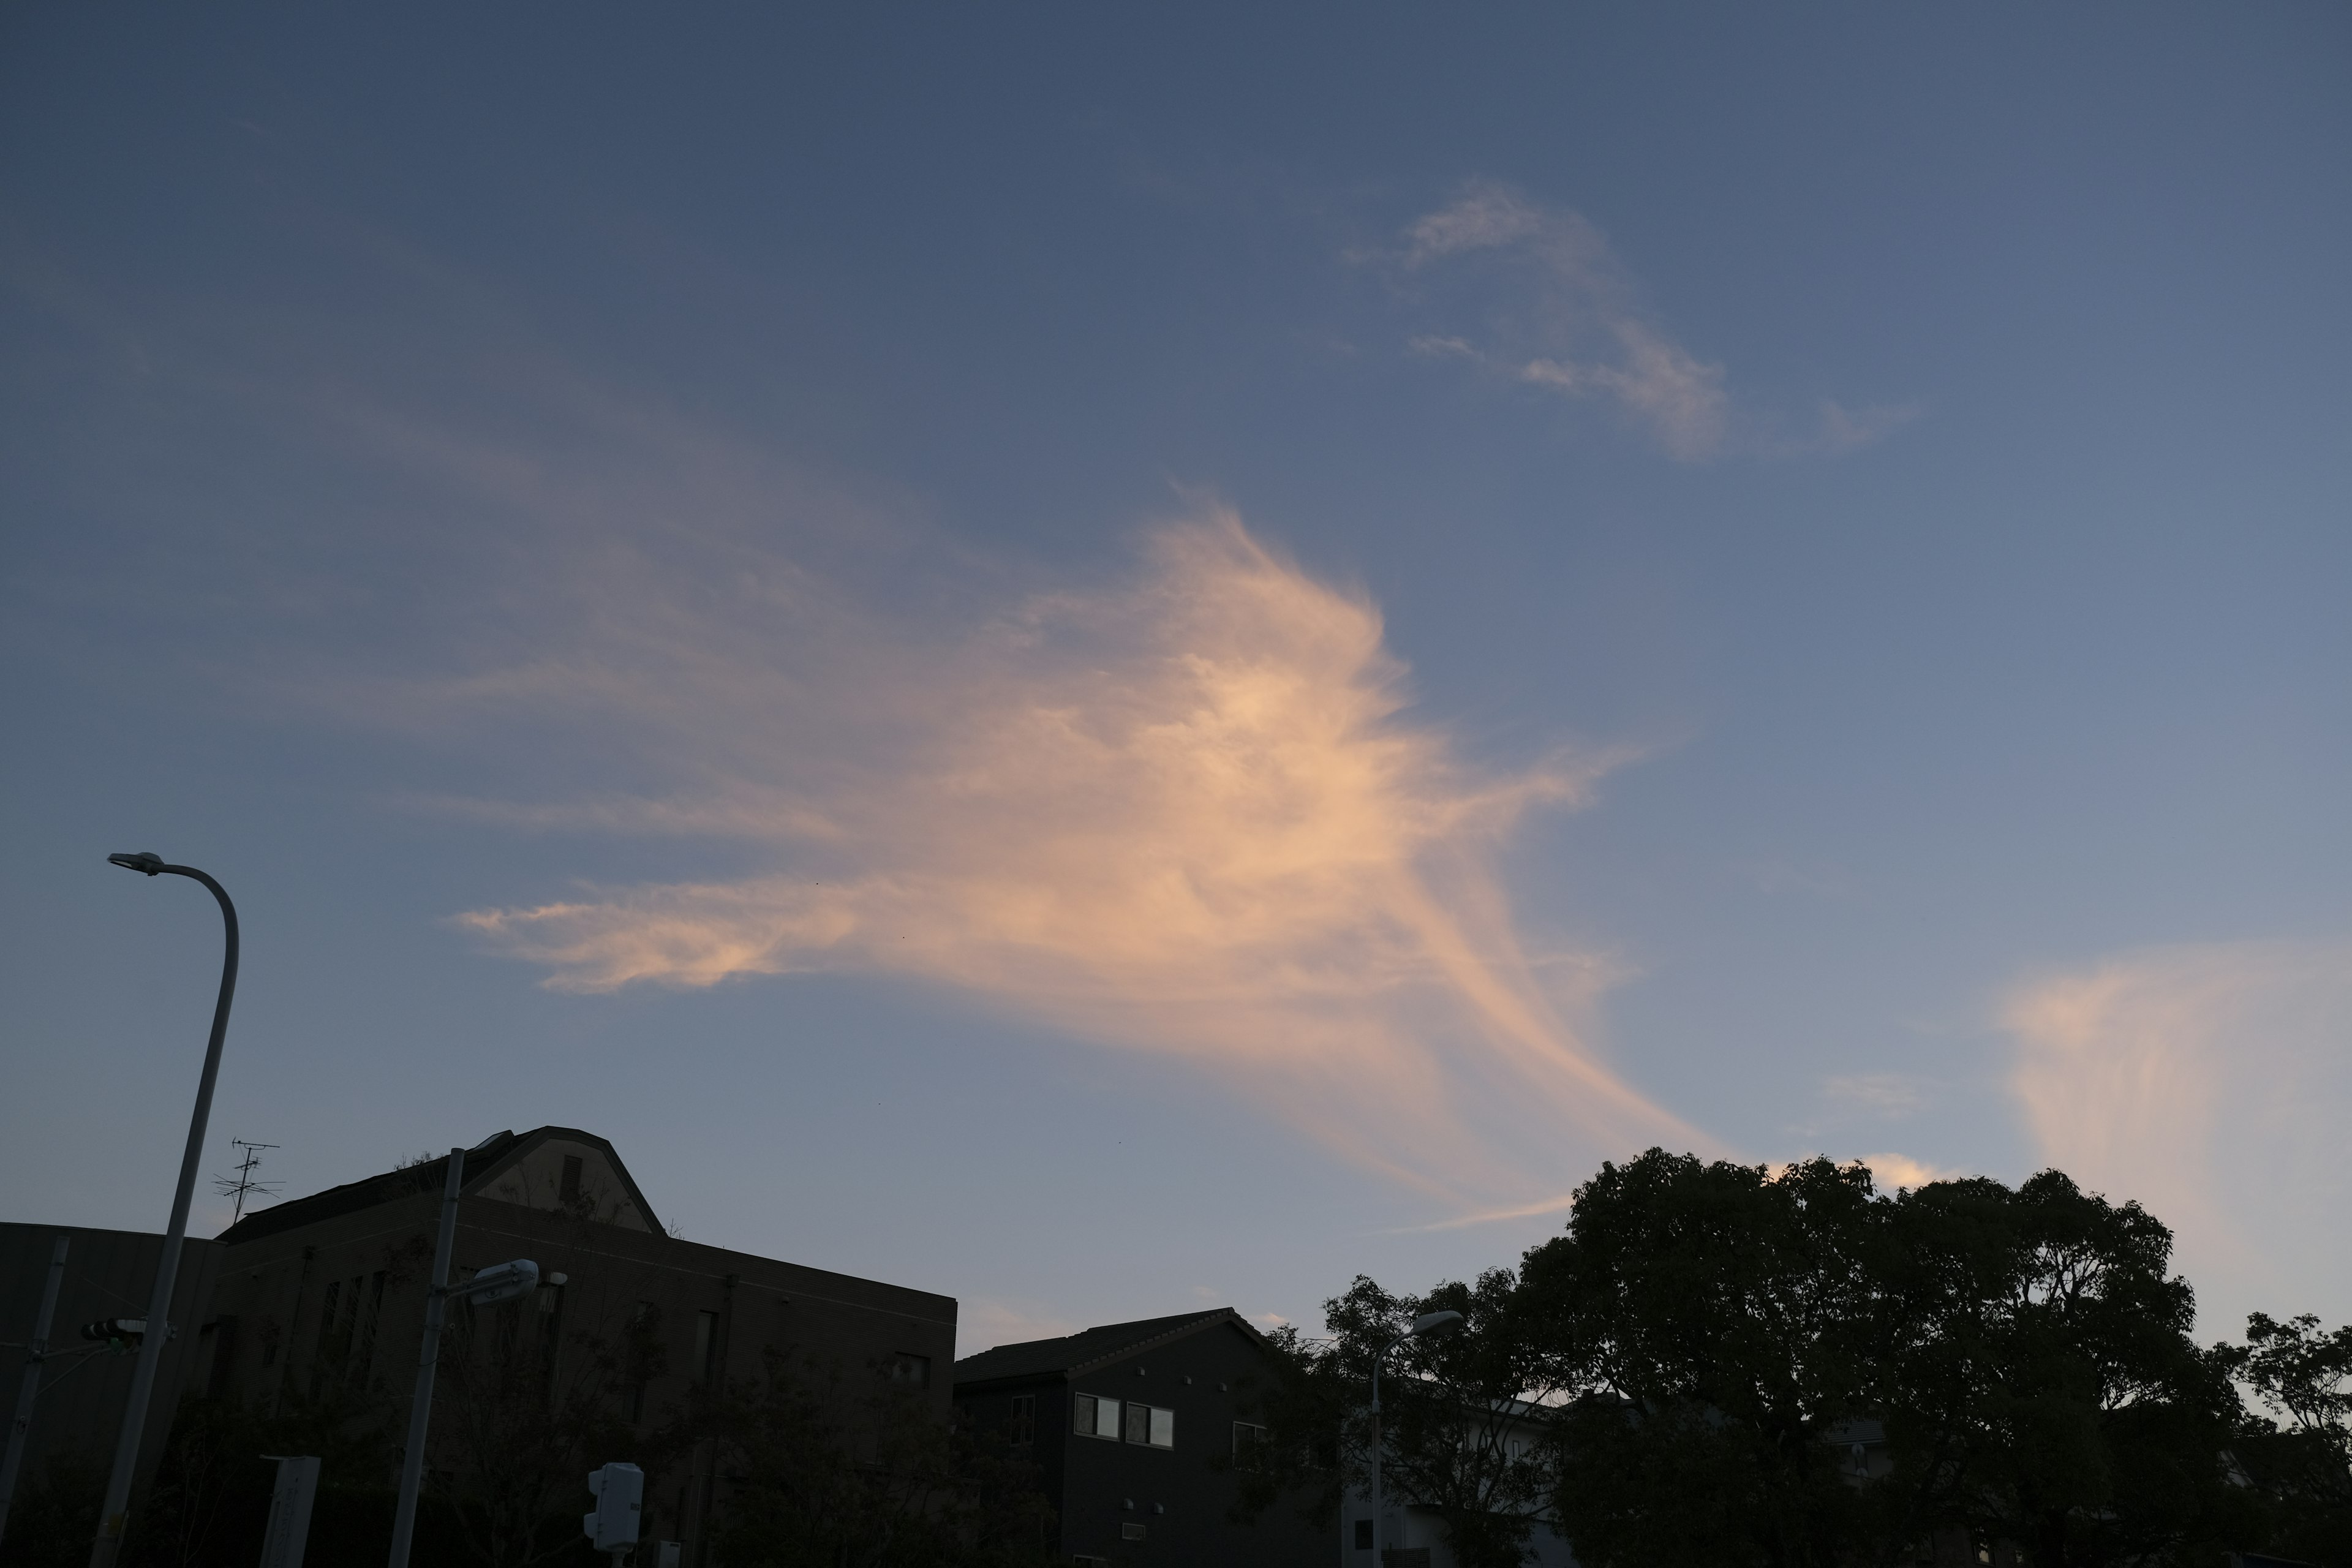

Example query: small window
[1124,1403,1174,1448]
[1232,1420,1267,1461]
[694,1310,719,1382]
[560,1155,583,1204]
[1120,1523,1146,1542]
[1009,1393,1036,1444]
[1355,1519,1374,1550]
[1072,1393,1121,1439]
[891,1352,931,1388]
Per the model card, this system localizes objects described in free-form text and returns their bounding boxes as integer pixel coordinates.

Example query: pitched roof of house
[952,1307,1271,1387]
[214,1126,660,1245]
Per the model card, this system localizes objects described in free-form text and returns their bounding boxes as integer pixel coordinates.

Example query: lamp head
[108,851,166,876]
[1409,1310,1466,1339]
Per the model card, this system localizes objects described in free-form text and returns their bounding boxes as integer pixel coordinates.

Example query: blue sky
[4,5,2347,1354]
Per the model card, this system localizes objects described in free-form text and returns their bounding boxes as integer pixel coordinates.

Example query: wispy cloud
[2005,940,2352,1330]
[450,507,1703,1202]
[1386,180,1912,462]
[1822,1072,1928,1118]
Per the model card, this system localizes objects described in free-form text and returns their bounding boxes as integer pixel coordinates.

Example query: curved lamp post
[1369,1309,1463,1564]
[88,853,238,1568]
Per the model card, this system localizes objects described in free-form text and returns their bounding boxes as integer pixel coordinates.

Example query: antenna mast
[214,1139,281,1224]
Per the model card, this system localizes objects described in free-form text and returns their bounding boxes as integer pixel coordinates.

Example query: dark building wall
[959,1319,1329,1567]
[207,1189,956,1560]
[0,1224,225,1506]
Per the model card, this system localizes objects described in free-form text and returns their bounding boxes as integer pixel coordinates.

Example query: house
[954,1307,1329,1566]
[203,1125,957,1564]
[0,1223,226,1523]
[1338,1395,1577,1568]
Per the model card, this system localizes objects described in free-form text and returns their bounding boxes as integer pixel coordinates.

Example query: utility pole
[385,1148,544,1568]
[0,1234,71,1548]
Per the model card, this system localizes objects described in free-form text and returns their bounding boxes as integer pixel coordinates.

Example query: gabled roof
[952,1307,1271,1387]
[216,1126,660,1245]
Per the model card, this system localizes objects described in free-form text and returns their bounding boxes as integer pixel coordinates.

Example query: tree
[2219,1312,2352,1567]
[1873,1172,2255,1568]
[1235,1271,1569,1568]
[431,1278,666,1567]
[1517,1150,1884,1568]
[676,1346,1057,1568]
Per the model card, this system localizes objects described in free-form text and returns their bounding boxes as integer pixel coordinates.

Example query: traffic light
[584,1462,643,1552]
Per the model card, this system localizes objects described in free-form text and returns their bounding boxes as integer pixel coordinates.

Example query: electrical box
[584,1461,644,1550]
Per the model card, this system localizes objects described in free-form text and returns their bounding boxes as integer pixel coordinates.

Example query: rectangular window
[891,1352,931,1389]
[694,1310,719,1382]
[1123,1403,1174,1448]
[1072,1393,1121,1439]
[560,1155,583,1204]
[1232,1420,1267,1461]
[1120,1523,1146,1542]
[1009,1393,1036,1444]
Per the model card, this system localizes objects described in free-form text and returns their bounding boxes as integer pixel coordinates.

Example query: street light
[385,1145,543,1568]
[1368,1309,1463,1565]
[89,853,238,1568]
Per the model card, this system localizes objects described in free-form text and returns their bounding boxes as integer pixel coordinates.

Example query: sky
[3,5,2347,1357]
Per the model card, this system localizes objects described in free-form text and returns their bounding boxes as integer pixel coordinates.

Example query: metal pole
[387,1148,466,1568]
[1368,1345,1384,1566]
[0,1234,71,1546]
[91,860,238,1568]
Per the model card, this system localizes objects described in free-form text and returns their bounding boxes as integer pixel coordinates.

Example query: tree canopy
[1248,1150,2346,1568]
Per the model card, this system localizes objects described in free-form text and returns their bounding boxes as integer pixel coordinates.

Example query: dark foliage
[1227,1272,1564,1568]
[2220,1312,2352,1567]
[1243,1150,2322,1568]
[666,1346,1058,1568]
[1521,1152,1881,1568]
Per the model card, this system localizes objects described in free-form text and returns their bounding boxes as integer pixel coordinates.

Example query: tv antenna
[215,1139,282,1223]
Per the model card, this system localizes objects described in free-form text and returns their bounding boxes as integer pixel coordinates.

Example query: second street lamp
[88,853,239,1568]
[385,1145,546,1568]
[1368,1308,1463,1564]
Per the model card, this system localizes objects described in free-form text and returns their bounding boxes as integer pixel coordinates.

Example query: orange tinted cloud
[458,511,1699,1199]
[2004,940,2352,1329]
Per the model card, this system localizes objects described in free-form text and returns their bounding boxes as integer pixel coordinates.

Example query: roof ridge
[953,1307,1256,1384]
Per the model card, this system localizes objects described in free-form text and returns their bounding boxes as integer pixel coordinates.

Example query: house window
[1232,1420,1267,1461]
[1120,1523,1147,1541]
[694,1310,720,1382]
[891,1352,931,1389]
[1009,1393,1036,1444]
[1124,1403,1174,1448]
[1072,1393,1122,1439]
[1355,1518,1374,1550]
[560,1155,583,1204]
